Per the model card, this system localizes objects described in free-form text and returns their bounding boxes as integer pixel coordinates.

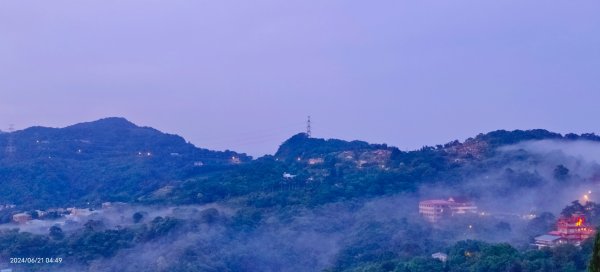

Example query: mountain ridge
[1,117,600,209]
[0,117,250,208]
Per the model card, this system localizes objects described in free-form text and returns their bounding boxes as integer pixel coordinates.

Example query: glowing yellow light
[576,218,583,227]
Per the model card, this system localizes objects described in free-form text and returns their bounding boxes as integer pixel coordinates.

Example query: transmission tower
[5,124,16,154]
[306,116,312,138]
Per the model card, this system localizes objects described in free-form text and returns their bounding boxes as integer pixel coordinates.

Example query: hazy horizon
[2,1,600,156]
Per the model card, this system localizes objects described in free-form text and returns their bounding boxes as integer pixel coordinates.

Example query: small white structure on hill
[431,252,448,262]
[283,172,297,179]
[308,158,324,165]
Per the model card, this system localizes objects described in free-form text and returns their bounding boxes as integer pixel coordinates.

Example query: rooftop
[535,234,562,242]
[420,200,451,205]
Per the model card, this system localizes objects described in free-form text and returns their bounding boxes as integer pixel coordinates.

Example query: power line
[306,116,311,138]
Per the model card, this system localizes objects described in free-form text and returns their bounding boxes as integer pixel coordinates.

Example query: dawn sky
[1,1,600,156]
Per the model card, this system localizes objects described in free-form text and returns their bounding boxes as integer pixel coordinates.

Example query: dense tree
[563,201,586,217]
[1,122,600,271]
[590,229,600,272]
[49,226,64,240]
[554,165,570,181]
[397,257,444,272]
[132,212,144,223]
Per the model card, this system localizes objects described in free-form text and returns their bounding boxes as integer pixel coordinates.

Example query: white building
[431,252,448,262]
[533,234,566,249]
[448,197,478,215]
[419,197,478,223]
[283,172,297,179]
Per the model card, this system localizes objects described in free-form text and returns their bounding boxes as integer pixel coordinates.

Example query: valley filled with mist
[1,118,600,271]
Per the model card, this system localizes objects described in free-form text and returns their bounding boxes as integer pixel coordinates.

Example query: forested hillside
[0,117,249,207]
[2,119,600,271]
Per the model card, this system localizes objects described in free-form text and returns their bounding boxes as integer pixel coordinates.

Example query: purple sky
[1,1,600,156]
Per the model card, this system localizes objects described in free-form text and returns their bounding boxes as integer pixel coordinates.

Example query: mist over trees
[2,119,600,271]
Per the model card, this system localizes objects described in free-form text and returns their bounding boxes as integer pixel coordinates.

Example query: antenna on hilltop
[306,116,312,138]
[5,124,16,154]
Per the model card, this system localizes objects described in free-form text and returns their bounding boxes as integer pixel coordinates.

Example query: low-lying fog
[3,139,600,271]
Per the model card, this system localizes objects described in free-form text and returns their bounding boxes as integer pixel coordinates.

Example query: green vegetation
[2,119,600,271]
[336,240,593,272]
[0,117,249,208]
[2,119,597,211]
[0,216,181,270]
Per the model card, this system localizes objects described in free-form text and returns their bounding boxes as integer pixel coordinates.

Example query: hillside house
[534,234,566,249]
[419,197,478,223]
[12,213,32,224]
[431,252,448,262]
